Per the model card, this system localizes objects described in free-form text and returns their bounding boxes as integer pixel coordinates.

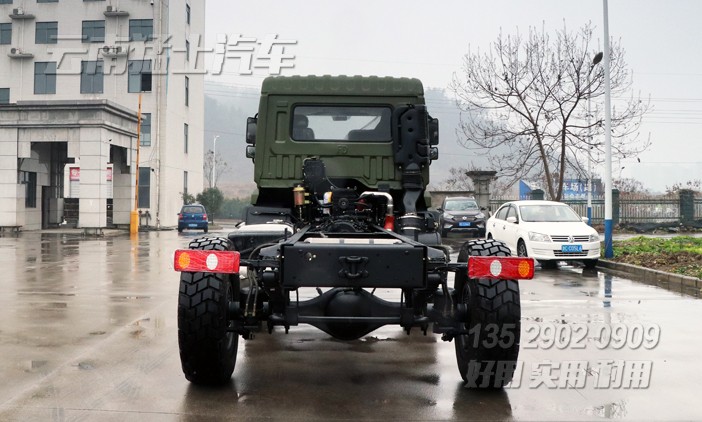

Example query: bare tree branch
[450,23,650,200]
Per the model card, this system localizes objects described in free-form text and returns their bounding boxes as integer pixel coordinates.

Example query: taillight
[203,213,208,220]
[174,250,241,273]
[178,213,183,220]
[468,256,535,280]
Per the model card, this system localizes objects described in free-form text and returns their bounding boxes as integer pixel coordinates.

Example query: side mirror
[429,147,439,161]
[581,216,589,224]
[245,145,255,160]
[480,207,486,211]
[246,116,257,145]
[506,216,518,224]
[428,116,439,145]
[437,208,444,213]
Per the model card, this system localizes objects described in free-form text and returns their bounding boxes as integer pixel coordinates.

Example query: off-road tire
[454,239,521,389]
[178,237,239,385]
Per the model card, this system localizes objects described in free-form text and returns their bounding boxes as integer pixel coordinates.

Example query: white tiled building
[0,0,204,231]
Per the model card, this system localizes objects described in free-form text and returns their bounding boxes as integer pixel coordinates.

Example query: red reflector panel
[468,257,535,280]
[174,250,241,274]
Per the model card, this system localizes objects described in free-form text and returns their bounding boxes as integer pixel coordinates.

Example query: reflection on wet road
[0,230,700,420]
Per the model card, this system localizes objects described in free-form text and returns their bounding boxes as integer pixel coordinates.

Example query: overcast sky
[204,0,702,193]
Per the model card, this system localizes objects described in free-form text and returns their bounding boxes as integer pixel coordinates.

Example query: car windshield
[444,199,479,212]
[519,204,581,222]
[182,206,204,214]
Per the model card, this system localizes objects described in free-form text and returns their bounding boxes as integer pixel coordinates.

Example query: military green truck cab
[244,76,439,240]
[174,76,532,388]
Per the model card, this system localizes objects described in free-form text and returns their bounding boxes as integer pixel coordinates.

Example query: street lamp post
[212,135,219,188]
[587,52,603,227]
[603,0,614,258]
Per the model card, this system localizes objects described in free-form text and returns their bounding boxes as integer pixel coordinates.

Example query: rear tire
[454,239,521,389]
[204,226,209,233]
[178,237,239,385]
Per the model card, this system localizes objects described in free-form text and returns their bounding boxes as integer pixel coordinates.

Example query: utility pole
[603,0,614,258]
[212,135,219,188]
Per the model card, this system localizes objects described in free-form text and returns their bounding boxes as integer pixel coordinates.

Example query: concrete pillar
[78,128,108,230]
[679,189,695,225]
[111,146,135,227]
[466,170,497,211]
[0,128,20,227]
[612,189,620,225]
[530,189,545,200]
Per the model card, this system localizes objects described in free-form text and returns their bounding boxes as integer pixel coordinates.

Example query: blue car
[178,204,208,233]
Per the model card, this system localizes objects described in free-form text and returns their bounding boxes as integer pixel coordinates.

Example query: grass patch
[611,236,702,279]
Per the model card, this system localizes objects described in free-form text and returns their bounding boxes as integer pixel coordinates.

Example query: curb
[598,260,702,296]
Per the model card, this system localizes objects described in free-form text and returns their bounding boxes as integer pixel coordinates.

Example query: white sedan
[486,200,600,268]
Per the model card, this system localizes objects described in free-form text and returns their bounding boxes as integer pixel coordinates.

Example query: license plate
[458,222,471,227]
[188,224,198,228]
[561,245,582,253]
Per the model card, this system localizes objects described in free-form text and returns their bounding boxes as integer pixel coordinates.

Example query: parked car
[485,200,600,268]
[178,204,208,233]
[437,196,487,237]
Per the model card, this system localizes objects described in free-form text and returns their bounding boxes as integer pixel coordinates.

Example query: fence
[488,189,701,225]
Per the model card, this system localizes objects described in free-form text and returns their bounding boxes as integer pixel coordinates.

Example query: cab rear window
[291,106,391,142]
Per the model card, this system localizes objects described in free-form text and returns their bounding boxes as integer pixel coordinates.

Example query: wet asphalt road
[1,229,701,421]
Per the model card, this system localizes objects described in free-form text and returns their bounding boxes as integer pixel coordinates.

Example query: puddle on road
[359,336,397,343]
[21,360,48,372]
[109,295,152,301]
[77,361,96,371]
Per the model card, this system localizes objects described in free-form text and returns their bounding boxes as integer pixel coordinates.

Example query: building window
[128,60,152,92]
[185,76,189,106]
[129,19,153,42]
[186,4,190,25]
[34,62,57,94]
[185,39,190,62]
[20,171,37,208]
[80,60,104,93]
[183,171,188,196]
[0,88,9,104]
[138,167,150,208]
[37,0,58,3]
[184,123,188,153]
[0,0,13,4]
[140,113,151,146]
[82,20,105,43]
[36,22,58,44]
[0,23,11,45]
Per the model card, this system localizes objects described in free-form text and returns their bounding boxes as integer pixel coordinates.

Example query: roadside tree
[450,23,650,201]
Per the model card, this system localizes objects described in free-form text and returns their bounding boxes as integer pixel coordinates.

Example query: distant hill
[203,81,492,198]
